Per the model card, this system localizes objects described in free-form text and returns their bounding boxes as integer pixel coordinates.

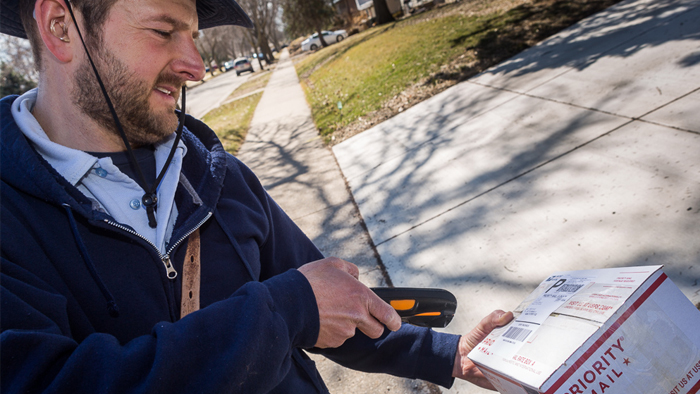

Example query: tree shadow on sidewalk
[334,0,700,329]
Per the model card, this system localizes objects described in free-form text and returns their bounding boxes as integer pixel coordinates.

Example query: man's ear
[35,0,76,63]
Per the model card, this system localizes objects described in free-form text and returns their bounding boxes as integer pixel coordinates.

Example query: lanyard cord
[65,1,185,228]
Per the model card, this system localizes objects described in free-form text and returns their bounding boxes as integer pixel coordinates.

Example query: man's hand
[453,310,514,390]
[298,257,402,348]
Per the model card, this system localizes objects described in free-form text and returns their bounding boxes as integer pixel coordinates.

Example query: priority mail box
[467,265,700,394]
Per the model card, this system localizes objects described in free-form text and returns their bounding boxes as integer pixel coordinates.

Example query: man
[0,0,513,392]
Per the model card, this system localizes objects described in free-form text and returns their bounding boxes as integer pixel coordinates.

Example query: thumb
[465,310,513,350]
[368,291,402,332]
[495,310,514,327]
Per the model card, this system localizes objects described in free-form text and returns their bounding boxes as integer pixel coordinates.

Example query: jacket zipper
[103,212,212,279]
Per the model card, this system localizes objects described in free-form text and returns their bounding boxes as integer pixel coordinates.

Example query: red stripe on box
[689,378,700,394]
[545,273,667,394]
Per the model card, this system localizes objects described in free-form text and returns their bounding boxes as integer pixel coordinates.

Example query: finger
[344,262,360,280]
[330,258,359,280]
[480,310,512,332]
[463,310,513,350]
[367,291,402,332]
[356,315,386,339]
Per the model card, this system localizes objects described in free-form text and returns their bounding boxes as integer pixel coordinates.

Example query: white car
[301,30,348,52]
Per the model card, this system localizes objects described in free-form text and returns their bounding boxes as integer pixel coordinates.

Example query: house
[333,0,404,26]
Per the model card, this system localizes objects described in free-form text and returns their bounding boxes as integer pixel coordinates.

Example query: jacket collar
[0,94,228,225]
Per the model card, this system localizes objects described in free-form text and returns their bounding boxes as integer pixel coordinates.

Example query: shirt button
[129,199,141,210]
[95,168,108,177]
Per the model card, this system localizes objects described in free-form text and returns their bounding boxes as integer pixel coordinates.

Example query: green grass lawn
[202,65,277,155]
[202,92,263,156]
[227,71,273,101]
[299,16,476,136]
[296,0,620,143]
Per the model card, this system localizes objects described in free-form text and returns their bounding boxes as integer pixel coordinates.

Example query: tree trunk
[316,27,328,47]
[244,29,265,70]
[344,0,353,26]
[258,30,275,63]
[374,0,395,25]
[244,29,256,53]
[270,26,281,52]
[257,50,265,69]
[204,52,216,77]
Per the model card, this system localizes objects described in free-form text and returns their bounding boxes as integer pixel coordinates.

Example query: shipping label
[489,276,591,358]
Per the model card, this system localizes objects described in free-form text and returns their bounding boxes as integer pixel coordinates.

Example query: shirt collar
[11,88,188,186]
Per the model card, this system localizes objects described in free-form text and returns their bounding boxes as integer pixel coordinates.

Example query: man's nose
[172,38,206,82]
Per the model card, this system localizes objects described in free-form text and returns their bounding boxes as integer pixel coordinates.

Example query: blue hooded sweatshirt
[0,95,459,393]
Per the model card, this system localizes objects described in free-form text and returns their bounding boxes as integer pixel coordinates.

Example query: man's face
[72,0,205,148]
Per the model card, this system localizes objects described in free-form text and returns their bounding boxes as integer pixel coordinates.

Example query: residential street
[186,62,261,118]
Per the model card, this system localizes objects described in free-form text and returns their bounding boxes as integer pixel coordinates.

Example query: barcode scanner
[372,287,457,328]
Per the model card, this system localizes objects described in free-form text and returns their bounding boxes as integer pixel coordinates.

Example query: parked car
[301,30,348,52]
[232,57,254,76]
[223,60,236,71]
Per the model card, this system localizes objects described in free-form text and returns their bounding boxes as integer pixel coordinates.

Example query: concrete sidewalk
[237,50,440,393]
[333,0,700,392]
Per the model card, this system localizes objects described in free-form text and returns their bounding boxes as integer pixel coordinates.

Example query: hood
[0,95,95,215]
[0,95,228,222]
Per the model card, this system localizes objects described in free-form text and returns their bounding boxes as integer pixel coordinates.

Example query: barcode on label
[503,326,532,342]
[556,284,584,293]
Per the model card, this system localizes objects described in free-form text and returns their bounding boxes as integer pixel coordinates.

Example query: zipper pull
[162,255,178,279]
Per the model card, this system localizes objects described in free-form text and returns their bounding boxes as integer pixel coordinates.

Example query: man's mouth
[156,87,173,96]
[154,74,184,103]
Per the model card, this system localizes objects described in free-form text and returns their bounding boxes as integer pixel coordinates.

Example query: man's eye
[153,30,171,38]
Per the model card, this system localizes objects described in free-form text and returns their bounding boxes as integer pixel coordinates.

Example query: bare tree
[238,0,277,63]
[266,0,283,51]
[272,5,290,46]
[217,25,252,59]
[281,0,335,48]
[197,27,224,77]
[196,26,251,77]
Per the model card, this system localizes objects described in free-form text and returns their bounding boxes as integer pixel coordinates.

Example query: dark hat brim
[0,0,25,38]
[0,0,253,39]
[198,0,254,30]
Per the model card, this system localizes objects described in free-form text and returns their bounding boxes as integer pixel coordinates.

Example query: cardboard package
[467,265,700,394]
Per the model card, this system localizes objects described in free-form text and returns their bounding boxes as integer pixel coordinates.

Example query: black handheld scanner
[372,287,457,328]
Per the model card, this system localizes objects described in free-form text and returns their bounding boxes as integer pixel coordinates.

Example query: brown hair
[19,0,118,71]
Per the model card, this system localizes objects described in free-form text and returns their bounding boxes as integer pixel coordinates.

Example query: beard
[72,45,184,148]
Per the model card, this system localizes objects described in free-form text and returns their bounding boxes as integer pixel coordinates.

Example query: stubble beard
[72,44,183,148]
